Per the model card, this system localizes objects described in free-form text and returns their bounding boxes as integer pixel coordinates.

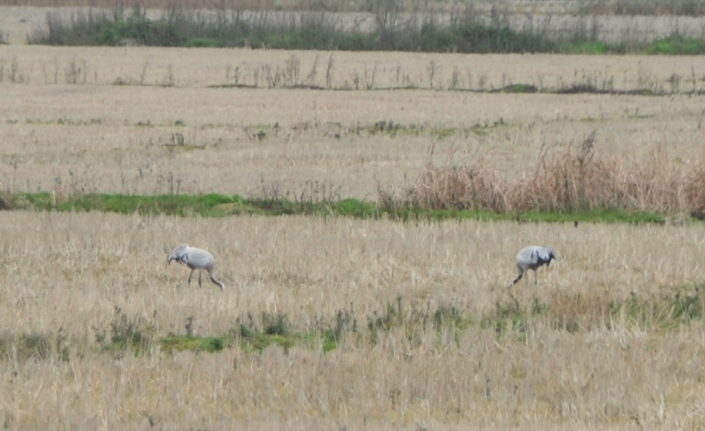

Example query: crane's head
[167,244,189,265]
[543,247,557,266]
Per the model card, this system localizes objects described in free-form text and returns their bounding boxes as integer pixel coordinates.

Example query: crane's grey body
[510,245,557,287]
[167,244,225,290]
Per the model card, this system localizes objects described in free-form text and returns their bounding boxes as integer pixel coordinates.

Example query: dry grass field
[0,213,705,429]
[2,4,705,431]
[0,44,704,200]
[2,212,705,430]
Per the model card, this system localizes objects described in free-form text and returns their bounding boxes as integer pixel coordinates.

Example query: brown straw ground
[1,211,705,429]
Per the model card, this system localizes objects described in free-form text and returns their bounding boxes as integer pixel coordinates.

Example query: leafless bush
[408,131,705,216]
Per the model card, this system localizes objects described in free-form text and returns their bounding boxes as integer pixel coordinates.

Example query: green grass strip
[9,192,678,224]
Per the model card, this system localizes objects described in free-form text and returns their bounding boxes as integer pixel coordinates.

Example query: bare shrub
[414,150,508,212]
[409,131,705,215]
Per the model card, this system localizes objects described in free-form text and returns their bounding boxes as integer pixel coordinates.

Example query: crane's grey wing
[516,246,554,267]
[516,247,537,266]
[186,248,216,269]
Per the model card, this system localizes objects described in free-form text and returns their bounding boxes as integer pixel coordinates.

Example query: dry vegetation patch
[408,133,705,216]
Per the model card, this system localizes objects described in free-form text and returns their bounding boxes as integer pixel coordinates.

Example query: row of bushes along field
[23,3,705,54]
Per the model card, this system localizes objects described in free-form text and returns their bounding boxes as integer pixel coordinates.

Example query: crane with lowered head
[509,245,557,288]
[167,244,225,291]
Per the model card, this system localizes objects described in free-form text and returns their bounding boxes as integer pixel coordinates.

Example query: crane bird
[167,244,225,290]
[509,245,557,287]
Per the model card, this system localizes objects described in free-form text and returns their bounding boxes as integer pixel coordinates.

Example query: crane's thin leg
[510,272,523,288]
[208,269,225,290]
[188,268,195,287]
[198,270,203,287]
[534,270,538,285]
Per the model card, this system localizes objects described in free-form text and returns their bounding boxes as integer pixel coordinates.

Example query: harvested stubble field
[3,5,705,431]
[2,211,705,430]
[1,46,705,200]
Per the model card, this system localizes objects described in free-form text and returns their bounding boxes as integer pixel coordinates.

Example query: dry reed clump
[412,131,705,216]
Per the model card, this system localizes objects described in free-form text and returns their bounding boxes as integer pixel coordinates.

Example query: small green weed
[159,335,225,353]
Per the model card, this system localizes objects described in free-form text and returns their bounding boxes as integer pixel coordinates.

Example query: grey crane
[509,245,557,287]
[167,244,225,290]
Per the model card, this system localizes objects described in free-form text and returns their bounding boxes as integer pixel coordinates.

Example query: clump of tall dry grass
[411,131,705,216]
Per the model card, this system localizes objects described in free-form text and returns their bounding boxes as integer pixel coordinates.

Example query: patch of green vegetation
[646,34,705,55]
[320,332,339,352]
[22,192,247,217]
[235,311,297,352]
[331,198,378,218]
[431,127,456,139]
[159,335,225,353]
[97,17,153,46]
[11,192,675,225]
